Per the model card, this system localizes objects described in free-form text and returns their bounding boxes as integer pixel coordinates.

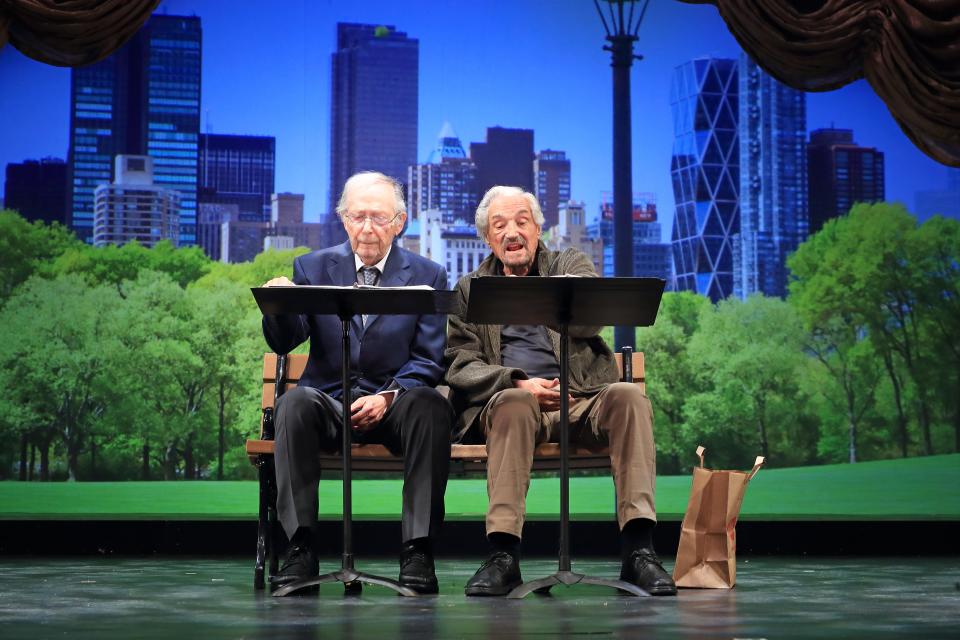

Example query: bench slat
[613,351,644,383]
[246,440,611,462]
[263,353,308,382]
[252,351,641,470]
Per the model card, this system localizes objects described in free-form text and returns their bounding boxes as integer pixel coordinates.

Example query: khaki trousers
[480,382,657,538]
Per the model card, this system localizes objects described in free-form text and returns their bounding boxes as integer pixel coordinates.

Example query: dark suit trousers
[274,385,454,543]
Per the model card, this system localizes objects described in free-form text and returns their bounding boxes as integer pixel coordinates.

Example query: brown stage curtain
[679,0,960,167]
[0,0,159,67]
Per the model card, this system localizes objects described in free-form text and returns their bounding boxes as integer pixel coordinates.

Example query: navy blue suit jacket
[262,241,449,400]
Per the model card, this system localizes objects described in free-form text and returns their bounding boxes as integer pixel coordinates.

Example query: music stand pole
[273,311,416,597]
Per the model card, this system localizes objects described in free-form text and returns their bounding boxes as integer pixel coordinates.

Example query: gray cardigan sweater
[444,242,619,442]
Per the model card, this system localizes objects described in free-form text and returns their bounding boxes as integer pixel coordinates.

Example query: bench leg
[266,456,279,577]
[254,455,271,590]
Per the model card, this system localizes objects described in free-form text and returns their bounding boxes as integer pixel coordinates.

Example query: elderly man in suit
[444,185,676,597]
[261,171,454,594]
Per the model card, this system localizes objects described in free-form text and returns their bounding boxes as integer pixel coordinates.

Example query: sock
[405,536,431,554]
[489,532,521,559]
[621,518,655,559]
[289,527,312,547]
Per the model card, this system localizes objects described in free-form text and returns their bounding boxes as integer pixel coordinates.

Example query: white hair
[474,185,544,239]
[336,171,406,217]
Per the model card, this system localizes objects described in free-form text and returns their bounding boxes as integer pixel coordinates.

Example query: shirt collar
[354,243,392,275]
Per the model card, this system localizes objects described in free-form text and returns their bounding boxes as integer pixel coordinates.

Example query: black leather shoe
[270,543,319,590]
[620,549,677,596]
[399,542,439,594]
[464,551,522,596]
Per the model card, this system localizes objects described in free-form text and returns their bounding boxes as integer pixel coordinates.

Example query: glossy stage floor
[1,556,958,639]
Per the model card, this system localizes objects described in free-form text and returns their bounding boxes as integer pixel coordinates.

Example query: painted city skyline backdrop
[1,0,955,239]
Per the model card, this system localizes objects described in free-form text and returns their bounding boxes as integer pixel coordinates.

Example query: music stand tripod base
[272,569,417,597]
[506,571,650,599]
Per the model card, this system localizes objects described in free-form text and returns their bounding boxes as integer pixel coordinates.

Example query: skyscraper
[669,57,740,301]
[470,127,535,197]
[534,150,571,230]
[329,22,419,229]
[545,201,604,275]
[735,55,808,299]
[93,155,180,248]
[408,123,478,224]
[587,195,671,284]
[219,192,322,263]
[198,134,276,222]
[3,158,67,225]
[807,128,885,234]
[68,14,201,245]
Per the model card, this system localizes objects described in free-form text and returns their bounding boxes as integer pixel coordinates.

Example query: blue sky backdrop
[0,0,952,239]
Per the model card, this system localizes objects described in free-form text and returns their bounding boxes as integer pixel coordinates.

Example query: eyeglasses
[341,212,401,227]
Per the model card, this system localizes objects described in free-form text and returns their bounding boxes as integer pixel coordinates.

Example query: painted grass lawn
[1,454,957,521]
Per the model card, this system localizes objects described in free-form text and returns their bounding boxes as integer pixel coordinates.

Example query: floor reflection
[0,557,957,639]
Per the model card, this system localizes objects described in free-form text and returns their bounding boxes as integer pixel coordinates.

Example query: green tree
[186,281,263,479]
[0,210,81,303]
[913,215,960,452]
[789,202,953,456]
[193,247,309,289]
[789,226,884,464]
[108,270,217,479]
[635,291,712,472]
[683,295,813,468]
[44,239,211,289]
[0,274,124,480]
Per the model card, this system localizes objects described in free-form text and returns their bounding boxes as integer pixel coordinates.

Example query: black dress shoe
[620,549,677,596]
[399,542,439,594]
[464,551,522,597]
[270,543,319,590]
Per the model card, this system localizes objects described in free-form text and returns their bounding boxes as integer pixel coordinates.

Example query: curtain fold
[0,0,159,67]
[679,0,960,167]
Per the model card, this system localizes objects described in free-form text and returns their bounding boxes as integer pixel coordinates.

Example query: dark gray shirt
[500,324,561,380]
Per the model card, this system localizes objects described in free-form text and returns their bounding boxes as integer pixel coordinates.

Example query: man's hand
[262,276,294,287]
[513,377,573,411]
[350,394,389,431]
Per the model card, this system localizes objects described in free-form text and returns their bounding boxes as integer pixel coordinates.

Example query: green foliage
[682,295,814,468]
[0,274,125,480]
[0,210,81,303]
[43,239,211,288]
[192,247,309,289]
[2,205,958,482]
[636,291,712,473]
[789,203,960,460]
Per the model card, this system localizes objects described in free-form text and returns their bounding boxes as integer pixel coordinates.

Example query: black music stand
[465,276,665,599]
[252,285,456,597]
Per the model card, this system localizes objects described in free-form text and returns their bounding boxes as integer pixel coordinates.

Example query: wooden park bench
[245,349,645,589]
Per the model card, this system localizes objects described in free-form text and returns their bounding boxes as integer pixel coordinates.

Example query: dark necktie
[360,266,379,286]
[359,267,379,325]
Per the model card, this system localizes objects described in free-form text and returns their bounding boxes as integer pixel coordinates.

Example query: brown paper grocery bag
[672,445,764,588]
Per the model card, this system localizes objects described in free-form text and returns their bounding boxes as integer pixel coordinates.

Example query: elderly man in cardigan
[444,185,676,597]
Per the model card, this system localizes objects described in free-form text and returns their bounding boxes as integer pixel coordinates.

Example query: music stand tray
[252,285,455,597]
[465,276,664,598]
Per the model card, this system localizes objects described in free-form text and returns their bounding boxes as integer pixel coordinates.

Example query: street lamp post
[595,0,648,350]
